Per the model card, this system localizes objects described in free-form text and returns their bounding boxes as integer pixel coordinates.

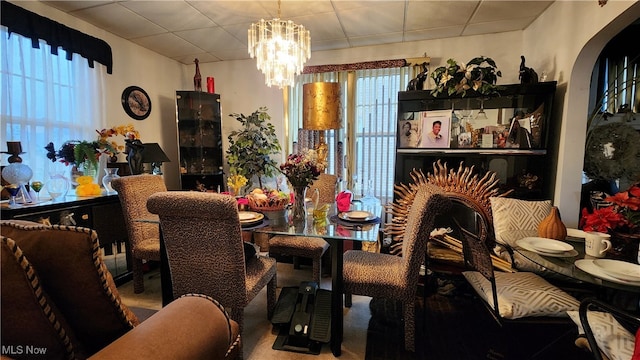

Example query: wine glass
[6,184,20,207]
[31,181,44,202]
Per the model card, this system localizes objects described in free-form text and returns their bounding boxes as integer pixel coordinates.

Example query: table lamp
[141,143,170,175]
[302,82,342,167]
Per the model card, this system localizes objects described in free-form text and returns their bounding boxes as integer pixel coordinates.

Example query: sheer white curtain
[1,26,106,182]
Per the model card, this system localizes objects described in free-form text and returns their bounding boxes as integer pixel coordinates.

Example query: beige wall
[16,1,640,225]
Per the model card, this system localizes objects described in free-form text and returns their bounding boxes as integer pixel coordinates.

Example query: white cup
[585,231,612,258]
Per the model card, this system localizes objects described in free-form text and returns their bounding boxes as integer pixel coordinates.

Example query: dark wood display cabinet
[176,91,224,191]
[1,194,131,285]
[395,82,559,200]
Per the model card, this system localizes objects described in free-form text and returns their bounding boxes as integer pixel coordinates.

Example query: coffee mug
[585,231,612,258]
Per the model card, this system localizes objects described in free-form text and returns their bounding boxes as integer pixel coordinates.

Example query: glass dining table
[512,235,640,294]
[254,213,380,357]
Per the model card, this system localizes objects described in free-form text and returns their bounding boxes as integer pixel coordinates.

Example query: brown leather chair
[268,173,337,283]
[0,220,240,360]
[112,175,167,293]
[342,183,452,352]
[146,191,277,338]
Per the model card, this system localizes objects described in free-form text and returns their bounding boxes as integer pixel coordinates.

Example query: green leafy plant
[227,107,281,188]
[431,56,502,97]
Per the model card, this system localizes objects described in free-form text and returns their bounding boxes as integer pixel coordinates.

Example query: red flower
[580,207,627,233]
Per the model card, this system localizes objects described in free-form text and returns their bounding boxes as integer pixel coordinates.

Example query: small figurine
[519,56,539,84]
[407,62,429,91]
[193,58,202,92]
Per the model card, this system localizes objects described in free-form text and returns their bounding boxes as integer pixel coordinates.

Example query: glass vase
[102,168,120,195]
[290,186,308,224]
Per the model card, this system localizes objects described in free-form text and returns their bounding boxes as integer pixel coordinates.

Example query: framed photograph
[420,110,451,148]
[398,114,423,148]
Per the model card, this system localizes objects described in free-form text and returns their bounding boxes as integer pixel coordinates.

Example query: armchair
[0,220,240,360]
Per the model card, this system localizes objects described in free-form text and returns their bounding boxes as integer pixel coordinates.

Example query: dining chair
[268,173,338,283]
[343,183,452,352]
[146,191,277,337]
[111,174,167,293]
[459,225,581,358]
[570,297,640,360]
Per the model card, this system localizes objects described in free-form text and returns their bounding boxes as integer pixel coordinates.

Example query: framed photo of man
[420,110,452,148]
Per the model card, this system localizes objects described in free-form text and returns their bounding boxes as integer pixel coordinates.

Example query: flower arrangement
[227,171,248,196]
[45,124,140,169]
[580,183,640,234]
[430,56,502,97]
[279,149,325,188]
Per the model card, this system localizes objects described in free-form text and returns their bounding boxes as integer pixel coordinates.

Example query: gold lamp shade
[303,82,342,130]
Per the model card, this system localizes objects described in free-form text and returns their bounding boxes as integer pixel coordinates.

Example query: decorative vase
[95,151,109,184]
[47,170,69,202]
[102,168,120,195]
[290,186,308,224]
[608,231,640,264]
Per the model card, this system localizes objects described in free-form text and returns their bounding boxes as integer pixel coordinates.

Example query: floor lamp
[302,82,342,169]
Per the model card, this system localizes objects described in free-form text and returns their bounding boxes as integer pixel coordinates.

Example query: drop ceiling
[37,0,555,65]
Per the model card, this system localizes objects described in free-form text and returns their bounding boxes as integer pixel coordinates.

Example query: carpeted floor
[118,265,593,360]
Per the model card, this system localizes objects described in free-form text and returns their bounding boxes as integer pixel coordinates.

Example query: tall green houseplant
[227,107,281,189]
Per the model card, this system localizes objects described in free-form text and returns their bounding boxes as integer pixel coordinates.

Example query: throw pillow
[567,310,635,360]
[0,220,139,356]
[463,271,579,319]
[490,197,552,247]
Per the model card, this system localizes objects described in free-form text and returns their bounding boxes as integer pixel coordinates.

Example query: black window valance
[1,1,113,74]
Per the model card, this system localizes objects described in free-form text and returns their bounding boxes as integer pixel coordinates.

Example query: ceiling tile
[132,33,205,58]
[176,27,245,52]
[404,26,465,42]
[348,32,404,48]
[463,17,536,36]
[71,3,166,39]
[173,52,220,66]
[405,1,478,30]
[120,1,217,32]
[338,2,406,37]
[472,1,554,23]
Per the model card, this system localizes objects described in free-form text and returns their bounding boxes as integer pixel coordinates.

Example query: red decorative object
[207,77,215,93]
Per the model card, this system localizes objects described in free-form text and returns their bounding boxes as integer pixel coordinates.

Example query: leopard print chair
[112,175,167,293]
[342,183,452,352]
[268,173,337,283]
[146,191,277,338]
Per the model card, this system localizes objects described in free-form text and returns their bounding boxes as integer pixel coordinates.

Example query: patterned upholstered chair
[111,175,167,293]
[268,173,338,283]
[459,226,581,357]
[146,191,277,336]
[343,183,452,352]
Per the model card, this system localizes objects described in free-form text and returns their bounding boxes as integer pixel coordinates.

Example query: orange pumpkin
[537,206,567,240]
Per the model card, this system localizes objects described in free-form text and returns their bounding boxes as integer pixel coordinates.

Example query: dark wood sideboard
[1,194,131,285]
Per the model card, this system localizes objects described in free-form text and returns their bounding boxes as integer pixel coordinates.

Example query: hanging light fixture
[248,0,311,88]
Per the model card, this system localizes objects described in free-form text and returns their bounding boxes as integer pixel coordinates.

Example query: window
[1,26,106,181]
[287,67,411,210]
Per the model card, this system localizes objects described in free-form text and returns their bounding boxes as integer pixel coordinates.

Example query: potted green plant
[227,107,281,188]
[430,56,502,97]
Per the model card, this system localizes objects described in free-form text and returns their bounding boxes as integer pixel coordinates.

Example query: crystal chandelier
[248,0,311,88]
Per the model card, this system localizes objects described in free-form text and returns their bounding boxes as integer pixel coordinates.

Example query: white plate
[344,211,373,220]
[238,211,257,221]
[339,211,376,222]
[527,237,574,253]
[565,228,587,243]
[516,238,578,258]
[593,259,640,282]
[575,259,640,286]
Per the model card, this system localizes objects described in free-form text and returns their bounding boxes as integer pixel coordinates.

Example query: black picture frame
[121,86,151,120]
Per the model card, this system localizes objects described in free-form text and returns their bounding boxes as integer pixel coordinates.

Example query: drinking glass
[6,184,20,207]
[31,180,44,201]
